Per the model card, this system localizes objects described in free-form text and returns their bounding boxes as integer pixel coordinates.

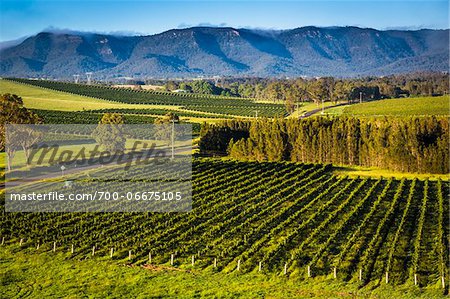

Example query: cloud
[383,25,442,31]
[176,23,287,33]
[42,26,145,36]
[177,22,229,29]
[0,35,29,50]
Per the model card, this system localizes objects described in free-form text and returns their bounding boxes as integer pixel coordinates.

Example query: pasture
[325,96,449,117]
[1,248,445,299]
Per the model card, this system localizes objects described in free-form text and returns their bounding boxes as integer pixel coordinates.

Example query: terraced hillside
[1,159,448,292]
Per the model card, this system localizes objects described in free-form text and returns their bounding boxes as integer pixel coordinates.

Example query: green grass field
[1,248,446,299]
[325,96,449,116]
[0,79,182,111]
[334,165,449,181]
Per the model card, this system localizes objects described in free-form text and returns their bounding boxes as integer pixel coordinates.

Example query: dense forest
[161,73,449,112]
[199,117,449,174]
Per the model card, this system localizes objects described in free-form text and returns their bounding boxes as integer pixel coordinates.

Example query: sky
[0,0,448,42]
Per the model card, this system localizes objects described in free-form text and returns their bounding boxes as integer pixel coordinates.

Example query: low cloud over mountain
[1,26,448,79]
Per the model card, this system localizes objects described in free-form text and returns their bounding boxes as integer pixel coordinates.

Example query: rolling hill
[325,95,450,116]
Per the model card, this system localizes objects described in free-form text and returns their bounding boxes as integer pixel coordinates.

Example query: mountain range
[0,26,448,79]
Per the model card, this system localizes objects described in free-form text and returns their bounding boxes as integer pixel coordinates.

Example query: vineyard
[32,109,155,124]
[87,108,224,119]
[29,109,201,134]
[7,78,287,117]
[1,159,448,292]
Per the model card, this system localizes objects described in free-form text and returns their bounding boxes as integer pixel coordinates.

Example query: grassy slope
[333,165,449,181]
[1,248,445,299]
[288,101,347,118]
[0,80,181,111]
[325,96,449,117]
[0,79,226,124]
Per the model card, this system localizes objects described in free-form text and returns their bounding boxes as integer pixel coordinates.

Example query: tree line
[163,72,449,113]
[199,117,449,174]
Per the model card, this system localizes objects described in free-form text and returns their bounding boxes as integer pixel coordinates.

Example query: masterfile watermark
[27,140,168,170]
[4,124,192,212]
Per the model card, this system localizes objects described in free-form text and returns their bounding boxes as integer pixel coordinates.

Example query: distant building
[172,89,188,93]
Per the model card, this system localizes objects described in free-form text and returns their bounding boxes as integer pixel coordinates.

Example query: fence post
[170,254,174,266]
[110,248,114,258]
[1,237,4,245]
[414,274,418,286]
[19,239,23,246]
[359,269,362,281]
[442,276,445,289]
[333,267,337,279]
[36,242,40,250]
[385,272,389,284]
[71,244,74,254]
[92,246,95,256]
[148,252,151,263]
[307,265,311,277]
[214,258,217,268]
[191,255,195,266]
[53,242,56,252]
[129,250,132,260]
[237,260,240,271]
[284,263,288,275]
[259,261,262,272]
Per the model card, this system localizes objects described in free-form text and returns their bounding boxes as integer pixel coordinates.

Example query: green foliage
[215,73,449,103]
[153,113,180,145]
[98,113,125,125]
[0,94,42,150]
[92,113,126,152]
[360,179,405,284]
[199,120,250,155]
[385,179,416,273]
[335,180,393,267]
[411,181,428,277]
[165,80,228,95]
[190,80,217,95]
[86,108,223,119]
[159,112,180,123]
[0,93,42,170]
[309,178,382,267]
[201,117,449,174]
[31,110,200,135]
[436,179,449,292]
[32,109,155,124]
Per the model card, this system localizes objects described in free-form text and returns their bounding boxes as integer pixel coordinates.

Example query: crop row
[8,78,286,117]
[1,159,448,290]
